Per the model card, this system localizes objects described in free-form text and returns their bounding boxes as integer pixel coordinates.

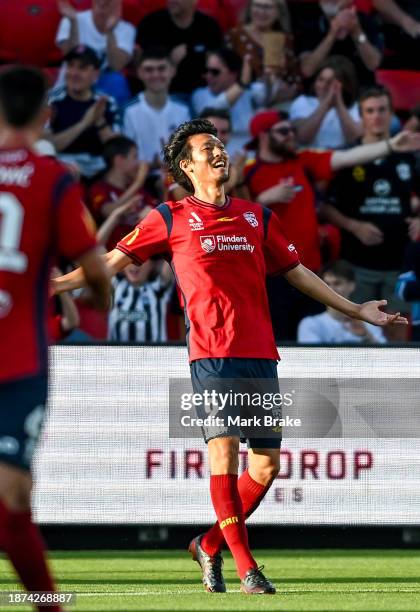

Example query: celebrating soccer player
[0,66,110,611]
[53,118,419,595]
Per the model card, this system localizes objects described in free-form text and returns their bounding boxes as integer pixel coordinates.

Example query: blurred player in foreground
[0,66,110,611]
[53,119,418,595]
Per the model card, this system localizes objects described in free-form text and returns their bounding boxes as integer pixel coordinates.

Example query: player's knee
[208,437,239,473]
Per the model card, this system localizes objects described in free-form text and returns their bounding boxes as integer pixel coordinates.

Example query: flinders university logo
[200,235,216,253]
[243,211,258,227]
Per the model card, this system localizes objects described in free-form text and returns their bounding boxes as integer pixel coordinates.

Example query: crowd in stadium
[6,0,420,344]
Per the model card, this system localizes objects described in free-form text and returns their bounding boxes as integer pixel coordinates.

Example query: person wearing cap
[241,108,418,340]
[56,0,135,104]
[48,45,120,178]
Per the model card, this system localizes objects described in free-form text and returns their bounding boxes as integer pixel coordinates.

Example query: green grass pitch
[1,549,420,611]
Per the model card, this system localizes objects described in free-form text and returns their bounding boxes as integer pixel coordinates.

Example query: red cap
[246,110,288,149]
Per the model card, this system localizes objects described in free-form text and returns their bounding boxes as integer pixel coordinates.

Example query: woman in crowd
[290,54,363,149]
[225,0,301,104]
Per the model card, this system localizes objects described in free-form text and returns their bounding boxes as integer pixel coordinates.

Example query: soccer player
[53,119,416,595]
[0,66,110,611]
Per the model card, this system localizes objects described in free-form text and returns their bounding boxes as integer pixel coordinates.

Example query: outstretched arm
[331,131,420,171]
[53,249,131,295]
[284,264,407,326]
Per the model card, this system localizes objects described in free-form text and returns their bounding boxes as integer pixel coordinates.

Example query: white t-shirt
[56,10,136,70]
[191,82,266,154]
[123,93,190,163]
[297,311,387,344]
[289,95,361,149]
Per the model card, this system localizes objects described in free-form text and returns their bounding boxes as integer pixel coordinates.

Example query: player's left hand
[389,130,420,153]
[358,300,408,326]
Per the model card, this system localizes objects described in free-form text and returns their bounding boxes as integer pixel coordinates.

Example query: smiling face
[137,57,174,94]
[65,59,98,96]
[180,133,230,189]
[314,67,335,99]
[250,0,279,31]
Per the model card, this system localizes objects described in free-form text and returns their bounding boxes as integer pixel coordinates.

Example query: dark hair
[315,55,359,107]
[321,260,355,283]
[409,103,420,121]
[163,119,217,191]
[207,47,243,75]
[0,66,47,127]
[199,107,232,129]
[358,86,393,111]
[102,135,137,169]
[136,46,172,68]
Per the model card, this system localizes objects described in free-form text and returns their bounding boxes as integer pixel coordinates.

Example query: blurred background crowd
[5,0,420,345]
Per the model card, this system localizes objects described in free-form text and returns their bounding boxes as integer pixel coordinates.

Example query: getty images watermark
[179,389,301,430]
[168,378,304,440]
[169,378,420,440]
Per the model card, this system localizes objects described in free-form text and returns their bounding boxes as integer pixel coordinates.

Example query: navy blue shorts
[190,358,282,449]
[0,375,48,472]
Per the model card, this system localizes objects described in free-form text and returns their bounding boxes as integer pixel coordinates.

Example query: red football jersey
[244,151,333,271]
[88,180,155,250]
[0,148,97,382]
[117,195,299,362]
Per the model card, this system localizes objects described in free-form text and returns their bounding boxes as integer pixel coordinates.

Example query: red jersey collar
[188,194,231,210]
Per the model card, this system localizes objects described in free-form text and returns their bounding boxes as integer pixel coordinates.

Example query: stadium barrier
[33,344,420,536]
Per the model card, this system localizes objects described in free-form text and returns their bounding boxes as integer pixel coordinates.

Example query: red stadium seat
[0,0,62,66]
[375,70,420,112]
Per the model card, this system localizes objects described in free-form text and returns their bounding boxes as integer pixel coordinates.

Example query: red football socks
[1,505,61,612]
[202,470,270,557]
[208,473,257,579]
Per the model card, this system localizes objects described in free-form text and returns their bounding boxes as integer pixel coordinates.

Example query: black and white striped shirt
[108,276,173,342]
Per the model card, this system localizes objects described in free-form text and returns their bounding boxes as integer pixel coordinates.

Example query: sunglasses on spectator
[205,68,222,77]
[142,65,168,73]
[270,125,296,136]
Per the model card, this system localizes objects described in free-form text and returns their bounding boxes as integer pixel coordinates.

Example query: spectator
[192,47,266,153]
[396,241,420,340]
[48,45,120,178]
[404,104,420,177]
[225,0,301,102]
[56,0,135,104]
[88,135,154,250]
[289,0,383,87]
[123,48,190,169]
[298,261,387,343]
[241,109,420,339]
[321,87,420,317]
[108,259,174,342]
[290,55,363,149]
[373,0,420,69]
[136,0,223,100]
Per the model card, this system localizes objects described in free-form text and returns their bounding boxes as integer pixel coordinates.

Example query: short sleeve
[55,16,70,45]
[263,208,300,276]
[54,174,97,261]
[289,95,314,121]
[297,316,322,343]
[299,150,334,182]
[114,21,136,55]
[116,208,170,265]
